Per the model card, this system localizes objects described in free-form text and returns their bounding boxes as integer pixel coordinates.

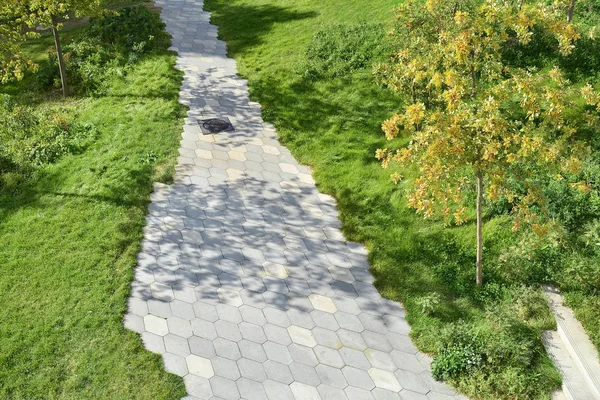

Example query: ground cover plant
[204,0,600,398]
[0,2,187,398]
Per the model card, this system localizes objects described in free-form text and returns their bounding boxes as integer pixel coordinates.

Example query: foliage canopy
[375,0,600,283]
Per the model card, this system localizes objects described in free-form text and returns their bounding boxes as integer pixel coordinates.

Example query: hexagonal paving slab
[125,1,470,399]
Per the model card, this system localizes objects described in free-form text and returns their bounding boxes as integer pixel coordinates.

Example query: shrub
[0,94,97,184]
[432,287,553,398]
[298,23,390,80]
[38,5,169,93]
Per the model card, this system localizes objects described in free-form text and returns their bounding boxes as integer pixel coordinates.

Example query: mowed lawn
[0,23,187,400]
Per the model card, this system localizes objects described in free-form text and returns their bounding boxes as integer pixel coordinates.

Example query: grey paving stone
[210,375,240,399]
[288,343,319,366]
[313,327,342,349]
[237,357,267,382]
[191,319,217,340]
[263,308,291,327]
[184,374,213,399]
[167,316,193,338]
[238,339,267,363]
[126,1,467,399]
[171,299,196,320]
[263,379,295,400]
[163,352,188,376]
[315,364,348,389]
[239,321,267,344]
[263,360,294,384]
[339,347,371,369]
[236,378,268,400]
[317,384,349,400]
[215,303,242,324]
[123,313,145,333]
[314,345,344,368]
[345,386,376,400]
[290,362,321,386]
[165,333,192,357]
[400,390,429,400]
[263,324,292,345]
[189,336,216,359]
[212,356,241,380]
[342,366,375,390]
[144,315,169,336]
[395,369,430,394]
[263,342,292,365]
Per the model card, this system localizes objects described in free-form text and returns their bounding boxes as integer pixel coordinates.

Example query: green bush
[298,23,390,79]
[0,94,97,185]
[86,5,170,51]
[431,286,556,398]
[39,5,169,93]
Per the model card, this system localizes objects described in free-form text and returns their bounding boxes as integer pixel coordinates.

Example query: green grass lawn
[0,7,187,399]
[201,0,597,398]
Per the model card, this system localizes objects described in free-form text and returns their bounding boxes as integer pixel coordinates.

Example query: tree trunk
[51,17,68,97]
[476,168,484,286]
[567,0,576,23]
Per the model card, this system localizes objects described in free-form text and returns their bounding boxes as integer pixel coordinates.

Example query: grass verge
[0,4,187,399]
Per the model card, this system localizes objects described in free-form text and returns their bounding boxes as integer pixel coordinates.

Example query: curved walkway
[125,1,468,399]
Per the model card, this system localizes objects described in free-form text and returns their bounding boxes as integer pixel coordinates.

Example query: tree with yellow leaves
[0,5,37,84]
[375,0,599,285]
[0,0,103,95]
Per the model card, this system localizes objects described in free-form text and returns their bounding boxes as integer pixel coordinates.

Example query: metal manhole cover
[198,117,235,134]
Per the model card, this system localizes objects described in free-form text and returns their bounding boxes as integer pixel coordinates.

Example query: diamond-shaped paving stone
[215,320,242,342]
[263,307,291,327]
[264,324,292,345]
[212,355,241,380]
[216,303,242,324]
[238,339,268,362]
[287,325,317,348]
[165,333,191,357]
[366,349,396,372]
[314,345,344,368]
[345,386,376,400]
[288,343,319,366]
[315,364,348,389]
[264,360,294,384]
[264,379,295,400]
[263,342,293,365]
[144,315,169,336]
[372,387,402,400]
[236,377,268,400]
[342,366,375,390]
[213,338,241,360]
[237,357,267,382]
[369,368,402,392]
[290,381,320,400]
[186,355,214,378]
[191,319,217,340]
[163,352,188,376]
[239,321,267,343]
[184,374,213,399]
[313,327,342,349]
[309,294,337,313]
[290,362,321,386]
[167,317,193,338]
[340,346,371,369]
[210,375,240,399]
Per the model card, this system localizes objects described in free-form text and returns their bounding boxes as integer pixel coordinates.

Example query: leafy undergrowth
[0,3,187,399]
[204,0,600,398]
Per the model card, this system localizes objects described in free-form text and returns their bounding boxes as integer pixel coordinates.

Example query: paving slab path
[125,1,469,399]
